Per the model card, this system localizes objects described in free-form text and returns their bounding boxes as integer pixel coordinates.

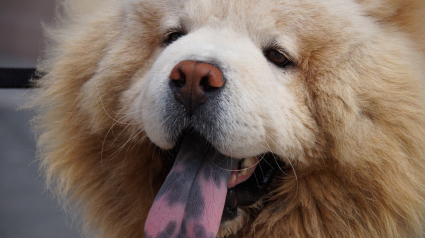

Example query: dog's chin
[217,208,249,238]
[217,198,266,237]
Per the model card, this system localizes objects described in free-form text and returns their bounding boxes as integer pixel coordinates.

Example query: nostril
[200,68,225,92]
[171,80,185,88]
[179,69,186,82]
[169,66,187,88]
[172,77,186,88]
[200,76,213,91]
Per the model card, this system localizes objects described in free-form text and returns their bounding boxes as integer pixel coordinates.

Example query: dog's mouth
[222,153,279,223]
[144,130,280,238]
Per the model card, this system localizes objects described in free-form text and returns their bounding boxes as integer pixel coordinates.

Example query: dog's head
[127,1,336,236]
[36,0,425,237]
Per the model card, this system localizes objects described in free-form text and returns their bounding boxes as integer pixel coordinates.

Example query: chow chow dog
[33,0,425,237]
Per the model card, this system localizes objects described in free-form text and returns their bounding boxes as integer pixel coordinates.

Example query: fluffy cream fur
[33,0,425,237]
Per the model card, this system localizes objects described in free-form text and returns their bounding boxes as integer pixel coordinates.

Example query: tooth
[242,156,257,169]
[240,168,249,176]
[230,174,237,183]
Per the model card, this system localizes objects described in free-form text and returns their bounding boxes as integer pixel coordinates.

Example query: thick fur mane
[33,0,425,237]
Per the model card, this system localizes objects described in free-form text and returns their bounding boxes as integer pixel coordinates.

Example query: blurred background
[0,1,80,237]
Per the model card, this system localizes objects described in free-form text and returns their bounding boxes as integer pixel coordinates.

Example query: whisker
[109,117,138,148]
[134,134,147,155]
[121,130,146,167]
[258,154,265,179]
[109,127,142,159]
[210,156,263,172]
[265,134,298,194]
[95,82,131,125]
[101,120,118,172]
[100,111,132,171]
[253,169,260,188]
[128,133,147,153]
[151,144,157,161]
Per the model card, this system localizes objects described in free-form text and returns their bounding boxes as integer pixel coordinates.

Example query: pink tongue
[144,132,236,238]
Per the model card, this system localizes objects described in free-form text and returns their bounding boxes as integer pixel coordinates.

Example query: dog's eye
[265,49,290,67]
[165,32,185,45]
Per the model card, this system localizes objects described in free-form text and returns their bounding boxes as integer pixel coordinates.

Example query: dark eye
[265,49,290,68]
[165,32,185,45]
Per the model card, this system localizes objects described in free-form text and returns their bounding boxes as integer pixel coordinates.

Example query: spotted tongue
[144,132,236,238]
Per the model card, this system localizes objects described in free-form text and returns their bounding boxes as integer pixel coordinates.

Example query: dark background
[1,1,80,237]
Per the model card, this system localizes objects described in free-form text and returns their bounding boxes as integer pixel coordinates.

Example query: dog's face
[101,0,374,236]
[39,0,425,237]
[129,0,314,159]
[121,0,378,160]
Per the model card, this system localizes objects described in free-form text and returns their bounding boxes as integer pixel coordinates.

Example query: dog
[33,0,425,237]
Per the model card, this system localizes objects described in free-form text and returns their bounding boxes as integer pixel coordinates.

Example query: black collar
[0,68,40,88]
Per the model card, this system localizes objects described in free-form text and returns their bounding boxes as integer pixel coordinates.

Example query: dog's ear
[357,0,425,52]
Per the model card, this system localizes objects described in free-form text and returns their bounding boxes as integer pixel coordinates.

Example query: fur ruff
[33,0,425,237]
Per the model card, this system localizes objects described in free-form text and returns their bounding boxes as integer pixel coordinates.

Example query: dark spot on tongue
[156,222,176,238]
[185,181,205,219]
[155,169,194,206]
[144,131,237,238]
[202,164,225,188]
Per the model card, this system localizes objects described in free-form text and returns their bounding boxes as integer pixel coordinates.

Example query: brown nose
[169,60,225,116]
